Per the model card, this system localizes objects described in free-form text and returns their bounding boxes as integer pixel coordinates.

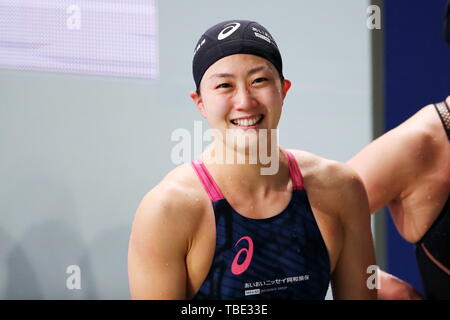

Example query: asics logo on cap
[193,38,206,55]
[217,22,241,40]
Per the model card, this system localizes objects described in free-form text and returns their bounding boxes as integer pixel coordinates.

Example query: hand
[378,269,423,300]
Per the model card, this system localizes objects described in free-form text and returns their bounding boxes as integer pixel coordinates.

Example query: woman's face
[190,54,291,153]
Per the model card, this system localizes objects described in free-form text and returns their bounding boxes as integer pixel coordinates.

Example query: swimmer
[128,20,377,300]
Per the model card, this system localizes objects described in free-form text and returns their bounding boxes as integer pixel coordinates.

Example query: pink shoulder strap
[192,150,304,199]
[283,150,305,190]
[191,159,224,202]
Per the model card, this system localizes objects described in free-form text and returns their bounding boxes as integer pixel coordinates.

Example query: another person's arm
[347,129,414,214]
[378,269,422,300]
[346,107,433,300]
[347,105,436,214]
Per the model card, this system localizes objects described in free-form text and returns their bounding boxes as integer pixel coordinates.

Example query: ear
[189,91,207,118]
[281,79,291,99]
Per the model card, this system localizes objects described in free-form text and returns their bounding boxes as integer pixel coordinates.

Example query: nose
[233,87,258,111]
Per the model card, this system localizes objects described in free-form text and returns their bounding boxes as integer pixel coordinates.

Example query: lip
[232,124,260,130]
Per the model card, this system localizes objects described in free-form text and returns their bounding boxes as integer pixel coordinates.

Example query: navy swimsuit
[191,150,330,300]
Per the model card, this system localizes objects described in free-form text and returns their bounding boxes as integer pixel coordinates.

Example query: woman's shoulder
[157,162,209,195]
[285,148,358,185]
[285,148,366,214]
[285,149,370,274]
[136,162,211,228]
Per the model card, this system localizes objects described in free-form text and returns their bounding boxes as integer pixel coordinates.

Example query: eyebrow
[208,65,269,79]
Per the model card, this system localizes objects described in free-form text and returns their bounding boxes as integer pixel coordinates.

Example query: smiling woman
[189,53,288,174]
[128,19,377,300]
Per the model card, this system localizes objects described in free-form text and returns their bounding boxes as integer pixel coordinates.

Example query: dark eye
[216,83,231,89]
[253,77,268,84]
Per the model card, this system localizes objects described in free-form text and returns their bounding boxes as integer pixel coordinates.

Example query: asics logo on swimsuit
[231,236,254,275]
[217,22,241,40]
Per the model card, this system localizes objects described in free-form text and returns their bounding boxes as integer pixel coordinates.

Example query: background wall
[0,0,372,299]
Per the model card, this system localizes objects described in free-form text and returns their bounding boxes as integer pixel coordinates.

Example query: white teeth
[232,115,262,126]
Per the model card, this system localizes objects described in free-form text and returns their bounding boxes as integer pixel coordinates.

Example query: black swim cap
[192,20,283,90]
